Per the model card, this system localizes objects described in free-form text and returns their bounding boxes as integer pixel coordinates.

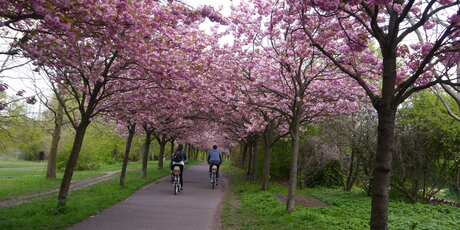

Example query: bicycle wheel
[174,175,179,195]
[211,172,216,189]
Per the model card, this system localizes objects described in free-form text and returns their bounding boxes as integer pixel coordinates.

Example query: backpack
[172,150,183,162]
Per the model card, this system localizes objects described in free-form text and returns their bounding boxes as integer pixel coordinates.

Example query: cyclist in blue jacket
[207,145,222,179]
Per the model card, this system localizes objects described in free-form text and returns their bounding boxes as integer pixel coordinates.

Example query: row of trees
[0,0,459,229]
[232,91,460,203]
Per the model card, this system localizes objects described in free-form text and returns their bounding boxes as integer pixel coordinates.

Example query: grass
[221,165,460,230]
[0,160,201,230]
[0,161,144,200]
[0,160,47,168]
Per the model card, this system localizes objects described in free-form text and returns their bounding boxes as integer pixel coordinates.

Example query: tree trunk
[370,107,396,229]
[46,101,64,179]
[246,142,253,176]
[370,49,398,229]
[252,140,259,181]
[286,116,301,212]
[241,143,248,168]
[158,139,166,170]
[141,131,152,178]
[170,140,175,155]
[262,124,275,190]
[345,148,357,191]
[139,144,144,162]
[57,117,90,208]
[120,123,136,186]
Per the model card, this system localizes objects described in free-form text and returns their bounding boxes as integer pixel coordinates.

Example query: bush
[306,161,344,188]
[263,140,291,180]
[391,92,460,203]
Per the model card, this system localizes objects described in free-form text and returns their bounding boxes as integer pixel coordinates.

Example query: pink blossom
[0,83,7,91]
[16,90,25,96]
[409,7,420,14]
[199,6,213,18]
[372,0,392,5]
[313,0,339,11]
[439,0,454,5]
[447,14,460,26]
[26,96,36,105]
[423,20,435,30]
[393,4,403,14]
[410,44,421,50]
[421,43,433,53]
[346,0,362,5]
[0,104,4,110]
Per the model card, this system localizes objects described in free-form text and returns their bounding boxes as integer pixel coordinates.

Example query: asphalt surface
[69,162,226,230]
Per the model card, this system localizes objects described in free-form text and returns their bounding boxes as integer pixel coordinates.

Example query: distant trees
[392,92,460,203]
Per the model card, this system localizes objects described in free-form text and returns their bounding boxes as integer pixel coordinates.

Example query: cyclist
[207,145,222,181]
[170,144,186,189]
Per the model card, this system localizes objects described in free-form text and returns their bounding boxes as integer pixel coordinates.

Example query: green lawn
[1,161,143,200]
[0,160,201,230]
[222,166,460,230]
[0,160,47,168]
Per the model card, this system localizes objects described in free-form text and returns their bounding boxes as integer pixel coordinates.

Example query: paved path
[69,162,227,230]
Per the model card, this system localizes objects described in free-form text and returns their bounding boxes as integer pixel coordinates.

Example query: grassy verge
[0,160,47,168]
[0,161,144,200]
[0,160,201,230]
[222,165,460,230]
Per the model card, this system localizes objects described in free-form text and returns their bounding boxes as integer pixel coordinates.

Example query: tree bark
[252,140,259,181]
[286,115,301,212]
[370,50,398,230]
[246,142,253,176]
[345,148,358,191]
[157,136,167,170]
[141,131,152,178]
[370,107,396,229]
[57,117,90,208]
[46,101,64,179]
[262,124,275,190]
[120,123,136,186]
[241,143,248,168]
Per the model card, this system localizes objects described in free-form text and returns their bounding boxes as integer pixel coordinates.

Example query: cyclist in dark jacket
[170,144,186,189]
[207,145,222,179]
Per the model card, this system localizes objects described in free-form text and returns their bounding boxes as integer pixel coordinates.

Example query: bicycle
[172,165,182,195]
[210,163,219,189]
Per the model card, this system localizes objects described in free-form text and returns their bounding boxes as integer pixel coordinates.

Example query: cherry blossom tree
[227,0,365,212]
[106,101,139,185]
[16,0,211,208]
[289,0,460,228]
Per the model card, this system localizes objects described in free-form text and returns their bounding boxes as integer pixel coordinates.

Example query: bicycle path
[69,162,227,230]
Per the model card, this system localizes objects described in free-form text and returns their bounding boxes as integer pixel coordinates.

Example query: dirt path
[69,162,227,230]
[0,170,122,208]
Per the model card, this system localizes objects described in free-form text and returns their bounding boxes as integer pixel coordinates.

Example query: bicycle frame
[210,164,218,189]
[173,165,181,195]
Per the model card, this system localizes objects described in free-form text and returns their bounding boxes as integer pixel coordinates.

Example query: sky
[184,0,234,15]
[184,0,236,42]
